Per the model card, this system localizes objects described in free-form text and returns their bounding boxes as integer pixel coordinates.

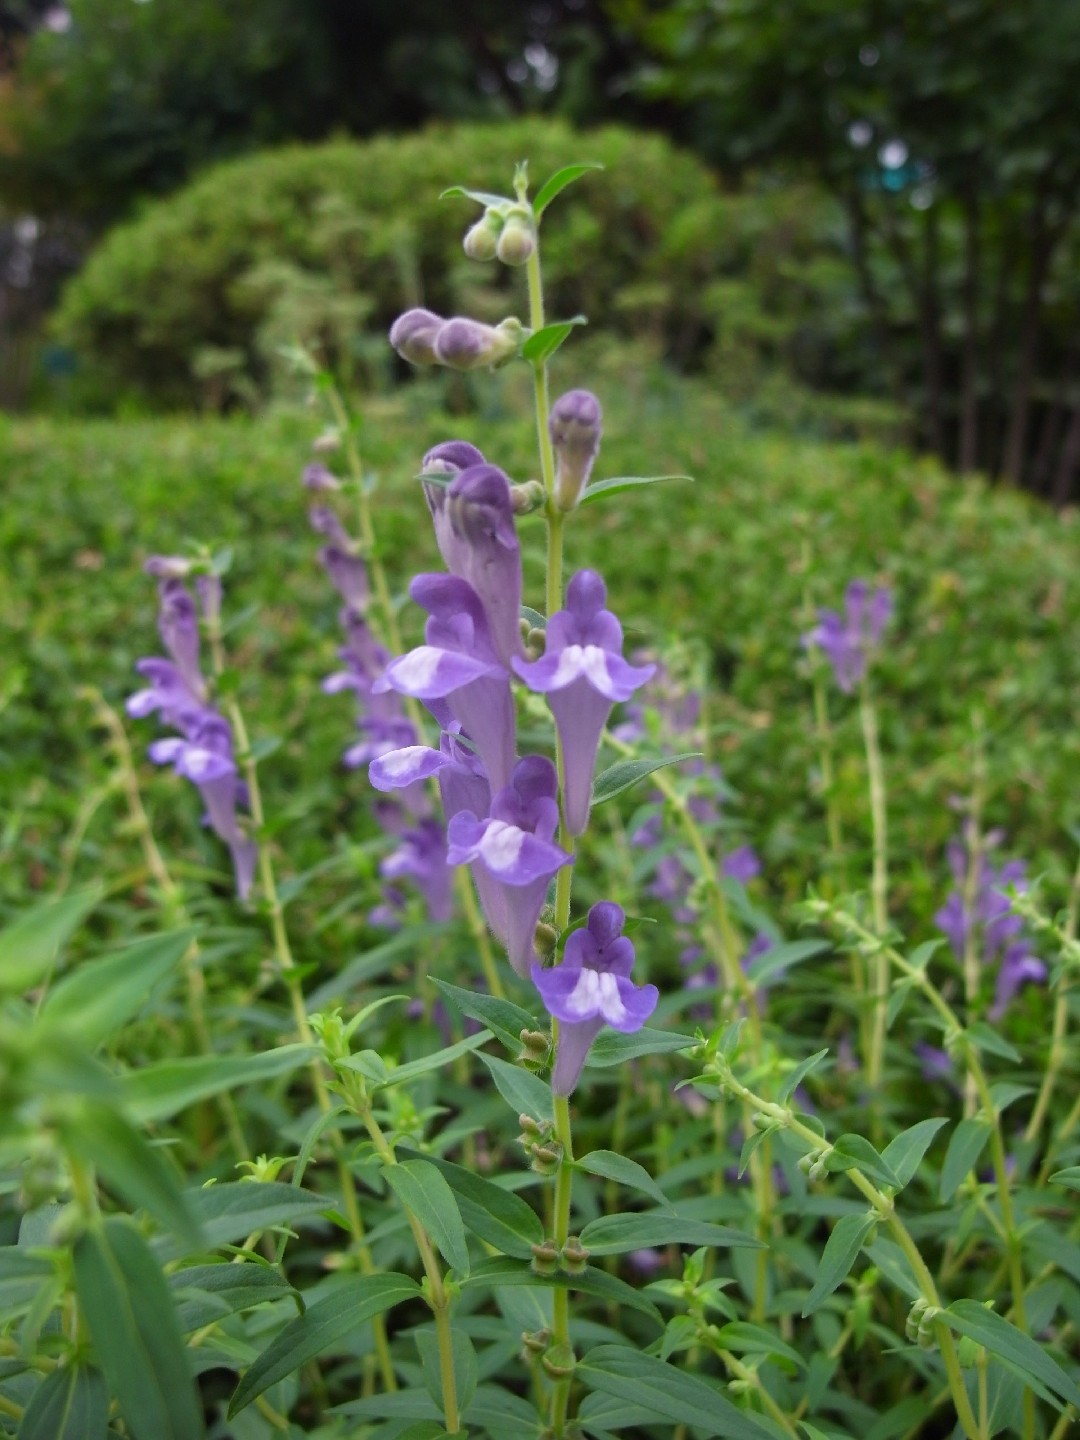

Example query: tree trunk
[1051,373,1080,507]
[958,194,981,472]
[880,203,945,458]
[1000,192,1057,487]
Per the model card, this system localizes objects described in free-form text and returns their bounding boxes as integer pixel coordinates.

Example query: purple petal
[369,745,451,791]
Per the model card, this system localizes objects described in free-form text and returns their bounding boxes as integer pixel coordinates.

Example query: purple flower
[513,571,655,835]
[380,817,453,924]
[935,829,1046,1020]
[389,307,444,366]
[443,464,523,669]
[447,756,572,977]
[722,845,761,885]
[550,389,602,511]
[127,570,256,899]
[376,573,517,792]
[533,902,658,1095]
[803,580,892,693]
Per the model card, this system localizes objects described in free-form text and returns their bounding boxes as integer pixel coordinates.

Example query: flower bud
[434,316,522,371]
[510,479,547,515]
[464,209,503,262]
[389,307,444,366]
[533,921,558,958]
[422,440,486,476]
[497,207,535,267]
[550,389,602,511]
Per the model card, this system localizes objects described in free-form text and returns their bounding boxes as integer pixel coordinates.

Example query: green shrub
[51,120,872,418]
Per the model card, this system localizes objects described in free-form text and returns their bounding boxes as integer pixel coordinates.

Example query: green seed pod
[529,1142,563,1176]
[530,1239,560,1276]
[561,1236,590,1275]
[540,1341,576,1380]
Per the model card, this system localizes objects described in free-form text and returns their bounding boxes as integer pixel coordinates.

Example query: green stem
[548,1081,576,1436]
[204,627,396,1394]
[1025,843,1080,1146]
[354,1089,460,1433]
[719,1064,979,1440]
[858,682,889,1104]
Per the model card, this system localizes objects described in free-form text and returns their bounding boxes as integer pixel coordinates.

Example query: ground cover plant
[1,158,1079,1440]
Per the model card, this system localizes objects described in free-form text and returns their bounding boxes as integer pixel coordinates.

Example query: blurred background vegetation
[1,0,1080,501]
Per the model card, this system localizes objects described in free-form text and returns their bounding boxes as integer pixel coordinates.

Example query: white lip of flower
[550,643,611,690]
[480,820,526,874]
[564,967,627,1025]
[391,647,447,691]
[379,746,426,780]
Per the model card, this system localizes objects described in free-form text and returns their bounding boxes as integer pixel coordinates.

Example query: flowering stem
[858,680,890,1109]
[548,1071,576,1437]
[204,623,396,1394]
[325,383,404,657]
[715,1062,980,1440]
[82,688,249,1162]
[348,1081,460,1433]
[1024,842,1080,1146]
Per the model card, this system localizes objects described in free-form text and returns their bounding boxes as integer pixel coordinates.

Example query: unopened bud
[434,316,523,371]
[905,1298,929,1344]
[531,1240,560,1276]
[497,210,536,267]
[550,389,602,511]
[510,479,546,515]
[561,1236,590,1275]
[464,210,502,262]
[389,308,444,366]
[519,1028,551,1070]
[533,922,558,958]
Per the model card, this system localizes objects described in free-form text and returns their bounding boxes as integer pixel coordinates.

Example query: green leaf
[776,1047,830,1104]
[460,1256,662,1325]
[738,1127,768,1178]
[801,1211,877,1315]
[397,1151,543,1259]
[988,1082,1033,1115]
[372,1029,493,1089]
[38,929,193,1048]
[826,1134,902,1191]
[580,473,693,505]
[521,317,587,365]
[121,1044,316,1122]
[577,1344,777,1438]
[440,185,510,208]
[943,1299,1080,1409]
[715,1321,805,1372]
[939,1118,992,1202]
[228,1273,421,1416]
[1049,1166,1080,1192]
[881,1117,949,1189]
[478,1052,552,1122]
[169,1262,300,1331]
[384,1161,471,1276]
[533,162,604,216]
[746,939,831,988]
[172,1181,330,1253]
[0,886,101,993]
[586,1026,696,1067]
[431,979,536,1052]
[415,1325,477,1418]
[73,1218,205,1440]
[965,1021,1021,1064]
[16,1363,108,1440]
[579,1211,762,1256]
[308,923,452,1007]
[61,1104,201,1250]
[576,1151,669,1208]
[592,753,703,807]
